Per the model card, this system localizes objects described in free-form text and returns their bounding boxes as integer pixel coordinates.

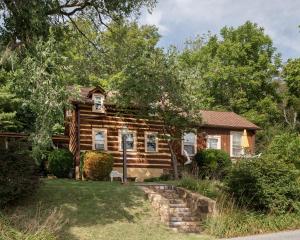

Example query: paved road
[223,229,300,240]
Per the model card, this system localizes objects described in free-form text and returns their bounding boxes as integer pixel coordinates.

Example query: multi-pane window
[182,132,197,156]
[120,130,136,151]
[145,132,158,152]
[92,94,105,112]
[92,129,107,151]
[207,135,221,150]
[230,131,244,157]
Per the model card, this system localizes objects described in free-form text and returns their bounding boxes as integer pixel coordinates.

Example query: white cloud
[140,0,300,60]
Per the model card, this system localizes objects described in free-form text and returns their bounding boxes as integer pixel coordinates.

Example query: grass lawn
[2,179,213,240]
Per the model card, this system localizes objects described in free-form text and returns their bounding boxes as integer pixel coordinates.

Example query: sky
[139,0,300,61]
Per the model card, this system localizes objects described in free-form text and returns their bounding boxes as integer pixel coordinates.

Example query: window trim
[206,135,221,150]
[230,131,244,157]
[118,129,137,152]
[145,131,159,153]
[181,131,197,156]
[92,93,105,113]
[92,128,107,151]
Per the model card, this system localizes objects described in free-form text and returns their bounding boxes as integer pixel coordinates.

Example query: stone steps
[143,185,201,233]
[141,183,216,233]
[170,216,198,222]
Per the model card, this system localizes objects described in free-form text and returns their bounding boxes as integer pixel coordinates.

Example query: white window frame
[145,132,158,153]
[118,129,137,152]
[181,131,197,156]
[206,135,221,150]
[92,128,107,151]
[92,93,105,112]
[230,131,244,157]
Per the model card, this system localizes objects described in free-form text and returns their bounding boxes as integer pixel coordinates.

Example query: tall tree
[11,32,73,161]
[60,19,160,86]
[281,58,300,131]
[179,21,282,128]
[112,45,203,179]
[0,0,156,49]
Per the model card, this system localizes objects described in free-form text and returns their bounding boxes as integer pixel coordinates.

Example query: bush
[0,149,39,207]
[266,132,300,169]
[144,173,172,182]
[194,149,232,179]
[48,149,73,178]
[176,175,221,199]
[83,151,114,180]
[226,156,300,214]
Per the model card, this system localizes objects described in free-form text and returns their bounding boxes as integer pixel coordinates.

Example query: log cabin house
[67,86,260,180]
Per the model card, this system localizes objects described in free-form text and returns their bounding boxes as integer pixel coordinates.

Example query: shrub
[144,173,172,182]
[176,175,221,199]
[194,149,232,179]
[48,149,73,178]
[0,149,39,207]
[266,132,300,169]
[226,156,300,214]
[83,151,114,180]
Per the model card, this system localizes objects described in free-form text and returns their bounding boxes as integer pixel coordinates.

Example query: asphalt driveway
[223,229,300,240]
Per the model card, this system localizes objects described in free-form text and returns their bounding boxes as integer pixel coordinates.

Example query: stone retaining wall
[142,184,216,221]
[142,186,170,223]
[175,187,216,220]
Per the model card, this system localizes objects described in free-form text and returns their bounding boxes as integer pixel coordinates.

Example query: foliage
[61,19,161,86]
[0,148,39,207]
[0,208,64,240]
[176,175,221,200]
[179,21,282,128]
[11,33,73,162]
[194,149,231,179]
[265,132,300,169]
[83,151,114,180]
[204,193,300,238]
[111,39,203,178]
[226,156,300,214]
[48,149,73,178]
[281,58,300,130]
[0,0,156,48]
[143,173,172,182]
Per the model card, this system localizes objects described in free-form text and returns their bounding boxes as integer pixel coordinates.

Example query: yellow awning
[241,129,249,148]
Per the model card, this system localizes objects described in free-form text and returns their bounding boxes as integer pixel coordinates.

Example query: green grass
[204,203,300,238]
[2,179,212,240]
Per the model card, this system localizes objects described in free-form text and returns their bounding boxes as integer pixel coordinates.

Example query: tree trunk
[168,140,179,180]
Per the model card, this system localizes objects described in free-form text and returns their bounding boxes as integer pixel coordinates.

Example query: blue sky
[140,0,300,61]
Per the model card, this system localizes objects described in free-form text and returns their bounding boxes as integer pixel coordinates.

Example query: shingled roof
[70,86,260,130]
[200,110,260,130]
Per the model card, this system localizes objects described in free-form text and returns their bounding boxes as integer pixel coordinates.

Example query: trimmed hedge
[226,156,300,214]
[0,149,39,207]
[48,149,73,178]
[194,149,232,179]
[83,151,114,180]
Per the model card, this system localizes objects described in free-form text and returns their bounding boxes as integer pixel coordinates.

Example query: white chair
[110,170,123,183]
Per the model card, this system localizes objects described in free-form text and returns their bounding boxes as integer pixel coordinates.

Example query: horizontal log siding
[78,105,172,169]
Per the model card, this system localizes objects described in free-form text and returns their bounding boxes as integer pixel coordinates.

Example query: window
[66,109,72,118]
[182,132,197,156]
[207,135,221,150]
[92,94,105,112]
[145,132,158,152]
[119,130,137,151]
[230,131,244,157]
[92,129,107,151]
